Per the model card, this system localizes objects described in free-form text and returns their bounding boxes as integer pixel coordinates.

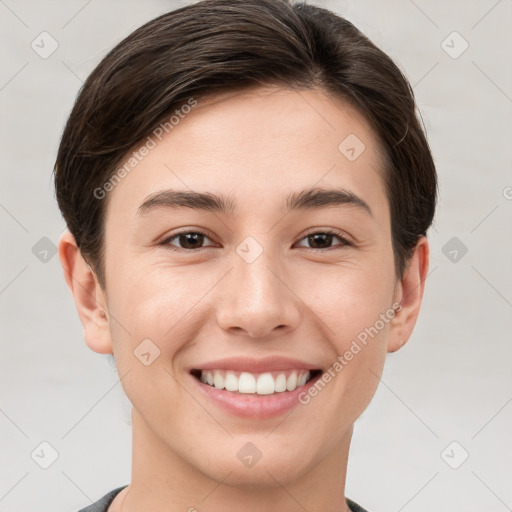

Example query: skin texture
[59,86,429,512]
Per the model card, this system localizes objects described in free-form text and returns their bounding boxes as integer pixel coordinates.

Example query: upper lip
[190,356,321,374]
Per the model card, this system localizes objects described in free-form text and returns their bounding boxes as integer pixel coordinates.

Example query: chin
[214,466,303,491]
[194,445,314,490]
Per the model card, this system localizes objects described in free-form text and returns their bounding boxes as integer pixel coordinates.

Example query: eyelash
[158,228,354,253]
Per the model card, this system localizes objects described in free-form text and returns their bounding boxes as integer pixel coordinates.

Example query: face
[65,86,425,489]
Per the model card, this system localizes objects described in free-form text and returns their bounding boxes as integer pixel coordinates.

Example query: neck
[119,409,353,512]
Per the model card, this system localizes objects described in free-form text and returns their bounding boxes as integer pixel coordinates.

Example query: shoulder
[347,497,372,512]
[75,488,369,512]
[75,485,128,512]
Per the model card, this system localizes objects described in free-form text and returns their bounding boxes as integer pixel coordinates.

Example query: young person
[54,1,437,510]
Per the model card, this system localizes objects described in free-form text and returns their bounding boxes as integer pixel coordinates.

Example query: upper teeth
[199,370,311,394]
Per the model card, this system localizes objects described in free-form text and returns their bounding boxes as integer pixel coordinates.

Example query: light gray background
[1,1,511,511]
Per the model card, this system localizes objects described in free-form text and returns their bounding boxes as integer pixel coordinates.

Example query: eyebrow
[137,187,373,218]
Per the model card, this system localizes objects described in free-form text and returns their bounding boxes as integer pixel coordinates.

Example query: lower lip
[190,372,322,419]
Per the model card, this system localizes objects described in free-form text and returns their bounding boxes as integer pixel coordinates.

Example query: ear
[58,229,113,354]
[387,236,430,353]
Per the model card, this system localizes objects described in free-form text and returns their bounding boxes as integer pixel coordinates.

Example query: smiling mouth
[190,368,322,395]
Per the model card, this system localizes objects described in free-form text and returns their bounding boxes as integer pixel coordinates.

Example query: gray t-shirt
[76,485,370,512]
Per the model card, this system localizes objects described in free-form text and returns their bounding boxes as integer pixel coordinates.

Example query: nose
[215,250,302,339]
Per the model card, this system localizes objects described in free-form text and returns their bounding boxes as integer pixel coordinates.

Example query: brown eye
[307,233,335,249]
[296,230,353,251]
[160,231,215,250]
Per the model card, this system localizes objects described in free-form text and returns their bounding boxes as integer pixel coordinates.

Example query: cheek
[106,267,195,419]
[300,259,395,417]
[109,262,204,339]
[303,259,395,344]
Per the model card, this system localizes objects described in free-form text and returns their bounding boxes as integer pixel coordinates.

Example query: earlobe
[387,236,430,353]
[58,229,113,355]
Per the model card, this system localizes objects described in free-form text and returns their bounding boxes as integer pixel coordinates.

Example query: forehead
[105,86,388,224]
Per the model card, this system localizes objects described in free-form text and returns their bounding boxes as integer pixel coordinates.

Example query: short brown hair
[53,0,438,289]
